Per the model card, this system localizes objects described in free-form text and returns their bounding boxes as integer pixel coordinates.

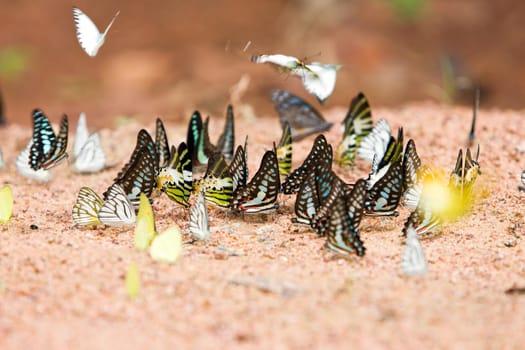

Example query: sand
[0,103,524,349]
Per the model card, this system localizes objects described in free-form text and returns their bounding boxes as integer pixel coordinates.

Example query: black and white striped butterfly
[271,90,333,142]
[281,134,332,194]
[189,191,210,241]
[110,143,158,208]
[98,184,136,226]
[115,129,158,184]
[292,167,320,225]
[402,225,428,276]
[402,139,421,193]
[72,6,120,57]
[252,54,340,104]
[335,92,374,167]
[155,118,171,168]
[519,170,525,192]
[364,159,403,217]
[230,149,280,213]
[227,137,248,193]
[323,184,366,257]
[30,109,69,171]
[72,186,104,226]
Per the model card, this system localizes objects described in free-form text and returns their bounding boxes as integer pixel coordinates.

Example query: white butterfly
[15,140,52,182]
[402,225,428,276]
[72,186,104,226]
[98,184,136,226]
[251,54,341,104]
[358,119,392,165]
[71,113,108,173]
[189,191,210,241]
[72,6,120,57]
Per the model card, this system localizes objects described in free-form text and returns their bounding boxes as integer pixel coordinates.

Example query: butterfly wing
[155,118,171,168]
[157,142,193,208]
[98,184,136,226]
[16,140,52,182]
[72,186,103,226]
[402,225,428,276]
[194,152,233,208]
[73,112,89,159]
[149,227,182,264]
[345,178,368,229]
[271,90,333,142]
[72,132,107,173]
[228,142,248,193]
[186,111,203,166]
[281,134,332,194]
[115,129,158,182]
[276,122,292,176]
[357,119,392,164]
[365,160,403,216]
[113,147,157,207]
[402,139,421,192]
[230,149,280,213]
[134,193,156,250]
[250,54,301,72]
[293,168,320,225]
[300,62,340,104]
[189,191,210,241]
[72,6,104,57]
[30,109,56,170]
[216,105,235,160]
[0,185,13,224]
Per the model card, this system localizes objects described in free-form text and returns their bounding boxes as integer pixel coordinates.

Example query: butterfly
[216,105,235,160]
[292,167,320,225]
[323,186,366,257]
[402,139,421,193]
[29,109,69,171]
[72,6,120,57]
[157,142,193,208]
[519,170,525,192]
[133,193,182,263]
[193,152,233,208]
[16,140,52,182]
[0,185,13,224]
[115,129,158,183]
[189,191,210,241]
[186,110,205,166]
[281,134,332,194]
[155,118,171,168]
[335,92,374,167]
[72,133,107,173]
[467,87,480,147]
[251,54,341,103]
[357,119,393,165]
[276,122,292,176]
[230,149,280,213]
[98,184,136,226]
[364,159,403,216]
[125,263,140,299]
[271,90,333,142]
[227,137,249,193]
[401,225,428,276]
[111,146,157,208]
[72,186,104,227]
[449,146,481,201]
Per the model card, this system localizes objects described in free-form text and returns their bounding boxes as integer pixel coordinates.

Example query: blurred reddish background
[0,0,523,127]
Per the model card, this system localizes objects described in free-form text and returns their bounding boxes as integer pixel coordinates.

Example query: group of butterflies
[71,6,340,104]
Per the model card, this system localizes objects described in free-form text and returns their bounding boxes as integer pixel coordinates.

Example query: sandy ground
[0,104,524,349]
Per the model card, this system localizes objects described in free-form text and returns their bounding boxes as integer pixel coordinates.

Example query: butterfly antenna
[104,9,120,35]
[468,87,479,147]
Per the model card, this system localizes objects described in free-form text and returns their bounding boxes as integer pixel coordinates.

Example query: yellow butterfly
[134,193,182,264]
[0,185,13,223]
[125,262,140,299]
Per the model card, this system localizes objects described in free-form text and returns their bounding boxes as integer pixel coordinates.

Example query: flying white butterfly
[16,140,52,182]
[188,191,210,241]
[71,113,108,173]
[251,54,341,104]
[98,184,136,226]
[72,6,120,57]
[401,225,428,276]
